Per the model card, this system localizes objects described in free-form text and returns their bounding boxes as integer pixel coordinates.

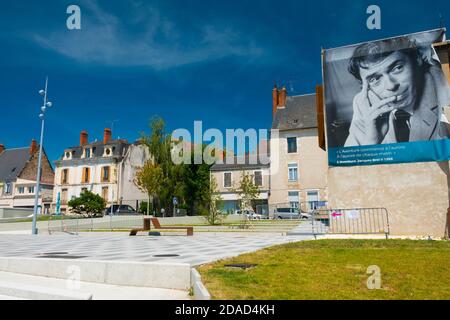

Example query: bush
[139,201,154,214]
[68,190,106,217]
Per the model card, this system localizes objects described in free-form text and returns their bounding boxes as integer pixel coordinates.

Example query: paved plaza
[0,232,313,266]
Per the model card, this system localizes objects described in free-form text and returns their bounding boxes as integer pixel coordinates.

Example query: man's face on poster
[359,50,418,110]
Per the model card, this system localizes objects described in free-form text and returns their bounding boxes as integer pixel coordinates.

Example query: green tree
[140,116,213,216]
[235,170,260,211]
[182,149,213,216]
[68,190,106,217]
[204,175,224,225]
[141,117,176,212]
[134,162,165,215]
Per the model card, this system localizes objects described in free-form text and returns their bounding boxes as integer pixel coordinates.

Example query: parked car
[233,209,263,220]
[104,205,141,216]
[273,207,311,220]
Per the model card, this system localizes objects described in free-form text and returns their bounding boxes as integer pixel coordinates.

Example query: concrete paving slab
[0,232,313,266]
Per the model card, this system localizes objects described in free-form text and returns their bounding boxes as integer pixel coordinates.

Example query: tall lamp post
[32,77,53,235]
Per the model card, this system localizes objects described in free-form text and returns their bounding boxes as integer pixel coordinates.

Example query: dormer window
[103,147,112,157]
[64,151,73,160]
[83,148,91,158]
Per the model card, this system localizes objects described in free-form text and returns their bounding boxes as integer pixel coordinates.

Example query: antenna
[439,13,444,29]
[106,119,119,135]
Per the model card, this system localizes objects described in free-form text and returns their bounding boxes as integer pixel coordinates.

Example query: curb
[190,268,211,300]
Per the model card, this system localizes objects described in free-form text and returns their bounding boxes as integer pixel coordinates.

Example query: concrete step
[0,257,191,290]
[0,280,93,300]
[0,271,190,300]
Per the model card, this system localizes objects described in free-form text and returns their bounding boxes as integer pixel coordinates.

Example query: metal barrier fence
[47,214,148,235]
[301,208,390,236]
[45,207,389,237]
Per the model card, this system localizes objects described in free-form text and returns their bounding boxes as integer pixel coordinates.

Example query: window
[224,172,232,188]
[288,163,298,182]
[287,137,297,153]
[102,166,110,182]
[307,190,319,211]
[18,186,25,194]
[5,183,12,194]
[84,148,91,158]
[28,186,35,194]
[82,167,90,183]
[102,187,109,201]
[288,191,299,208]
[61,169,69,184]
[254,171,263,187]
[61,189,68,204]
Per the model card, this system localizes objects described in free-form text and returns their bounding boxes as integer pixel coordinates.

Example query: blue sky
[1,0,449,162]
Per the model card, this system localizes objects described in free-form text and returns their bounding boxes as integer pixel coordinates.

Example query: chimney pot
[30,139,38,155]
[103,128,112,144]
[80,130,88,146]
[0,144,4,154]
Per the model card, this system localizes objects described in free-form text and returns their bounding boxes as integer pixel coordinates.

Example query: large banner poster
[323,29,450,166]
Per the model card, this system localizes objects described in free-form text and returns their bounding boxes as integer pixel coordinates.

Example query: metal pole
[32,78,48,235]
[110,189,114,231]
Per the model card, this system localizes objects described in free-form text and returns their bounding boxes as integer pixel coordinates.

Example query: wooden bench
[129,218,151,236]
[129,217,193,236]
[150,218,193,236]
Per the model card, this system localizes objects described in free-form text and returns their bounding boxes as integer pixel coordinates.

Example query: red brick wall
[19,149,55,184]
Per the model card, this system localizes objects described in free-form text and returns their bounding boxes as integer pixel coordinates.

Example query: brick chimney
[30,139,38,155]
[272,85,279,118]
[80,130,88,146]
[272,85,287,118]
[103,128,112,144]
[278,86,287,108]
[0,144,4,154]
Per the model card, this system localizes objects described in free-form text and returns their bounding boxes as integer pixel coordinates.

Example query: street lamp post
[31,77,53,235]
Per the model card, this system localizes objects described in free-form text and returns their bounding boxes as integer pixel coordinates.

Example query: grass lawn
[2,215,79,223]
[197,239,450,300]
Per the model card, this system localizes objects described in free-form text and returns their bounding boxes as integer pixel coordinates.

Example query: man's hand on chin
[354,81,397,145]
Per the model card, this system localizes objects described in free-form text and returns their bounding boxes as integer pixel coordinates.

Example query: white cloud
[32,0,265,69]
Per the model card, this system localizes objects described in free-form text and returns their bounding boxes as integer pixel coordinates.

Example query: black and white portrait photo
[324,29,450,148]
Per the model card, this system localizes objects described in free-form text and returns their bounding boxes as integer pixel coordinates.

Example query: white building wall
[118,144,151,204]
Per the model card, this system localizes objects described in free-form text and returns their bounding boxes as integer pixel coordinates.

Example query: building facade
[210,86,329,214]
[0,140,54,213]
[210,155,270,214]
[269,87,328,212]
[52,129,150,213]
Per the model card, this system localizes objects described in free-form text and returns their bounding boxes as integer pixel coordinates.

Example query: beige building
[52,129,150,213]
[210,155,270,214]
[269,87,328,212]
